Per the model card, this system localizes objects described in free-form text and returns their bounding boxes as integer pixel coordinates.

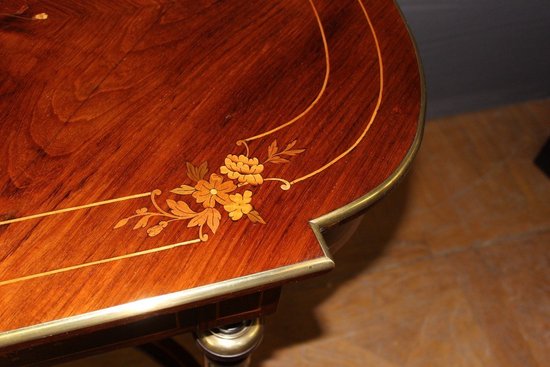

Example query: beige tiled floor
[62,99,550,366]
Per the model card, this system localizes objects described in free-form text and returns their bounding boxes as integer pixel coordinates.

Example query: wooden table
[0,0,423,365]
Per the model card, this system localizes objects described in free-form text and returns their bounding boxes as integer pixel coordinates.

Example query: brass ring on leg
[195,319,263,367]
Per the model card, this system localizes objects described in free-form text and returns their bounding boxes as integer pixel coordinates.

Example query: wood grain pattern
[0,0,422,344]
[51,99,550,367]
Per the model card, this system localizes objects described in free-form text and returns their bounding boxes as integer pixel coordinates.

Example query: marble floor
[61,99,550,366]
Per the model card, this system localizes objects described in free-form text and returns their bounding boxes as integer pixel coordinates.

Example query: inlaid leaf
[187,209,208,228]
[136,207,148,214]
[186,162,199,182]
[268,140,278,158]
[285,140,297,150]
[197,161,208,180]
[133,215,150,229]
[280,149,305,156]
[267,156,290,164]
[205,208,221,233]
[247,210,266,224]
[166,199,196,218]
[171,185,196,195]
[186,161,209,182]
[114,218,129,229]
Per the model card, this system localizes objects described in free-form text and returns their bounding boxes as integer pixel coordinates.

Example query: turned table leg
[195,319,263,367]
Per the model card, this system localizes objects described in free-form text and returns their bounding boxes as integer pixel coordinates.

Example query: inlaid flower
[192,173,236,208]
[116,139,304,239]
[224,190,253,221]
[220,154,264,186]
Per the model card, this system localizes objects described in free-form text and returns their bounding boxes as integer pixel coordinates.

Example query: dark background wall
[396,0,550,118]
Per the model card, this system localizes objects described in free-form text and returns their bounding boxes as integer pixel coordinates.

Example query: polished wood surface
[0,0,421,342]
[59,99,550,367]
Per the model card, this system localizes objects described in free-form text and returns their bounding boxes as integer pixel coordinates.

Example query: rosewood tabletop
[0,0,424,349]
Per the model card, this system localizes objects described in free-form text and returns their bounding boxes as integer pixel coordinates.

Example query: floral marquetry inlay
[114,140,305,241]
[0,0,425,347]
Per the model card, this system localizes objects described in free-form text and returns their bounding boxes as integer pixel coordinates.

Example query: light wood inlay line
[240,0,330,143]
[0,238,201,287]
[290,0,384,185]
[0,192,152,226]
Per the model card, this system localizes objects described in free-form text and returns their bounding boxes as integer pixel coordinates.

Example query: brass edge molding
[310,221,334,261]
[0,256,334,348]
[310,109,424,229]
[310,0,426,230]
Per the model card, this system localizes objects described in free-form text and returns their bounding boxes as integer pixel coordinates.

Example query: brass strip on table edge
[0,256,334,348]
